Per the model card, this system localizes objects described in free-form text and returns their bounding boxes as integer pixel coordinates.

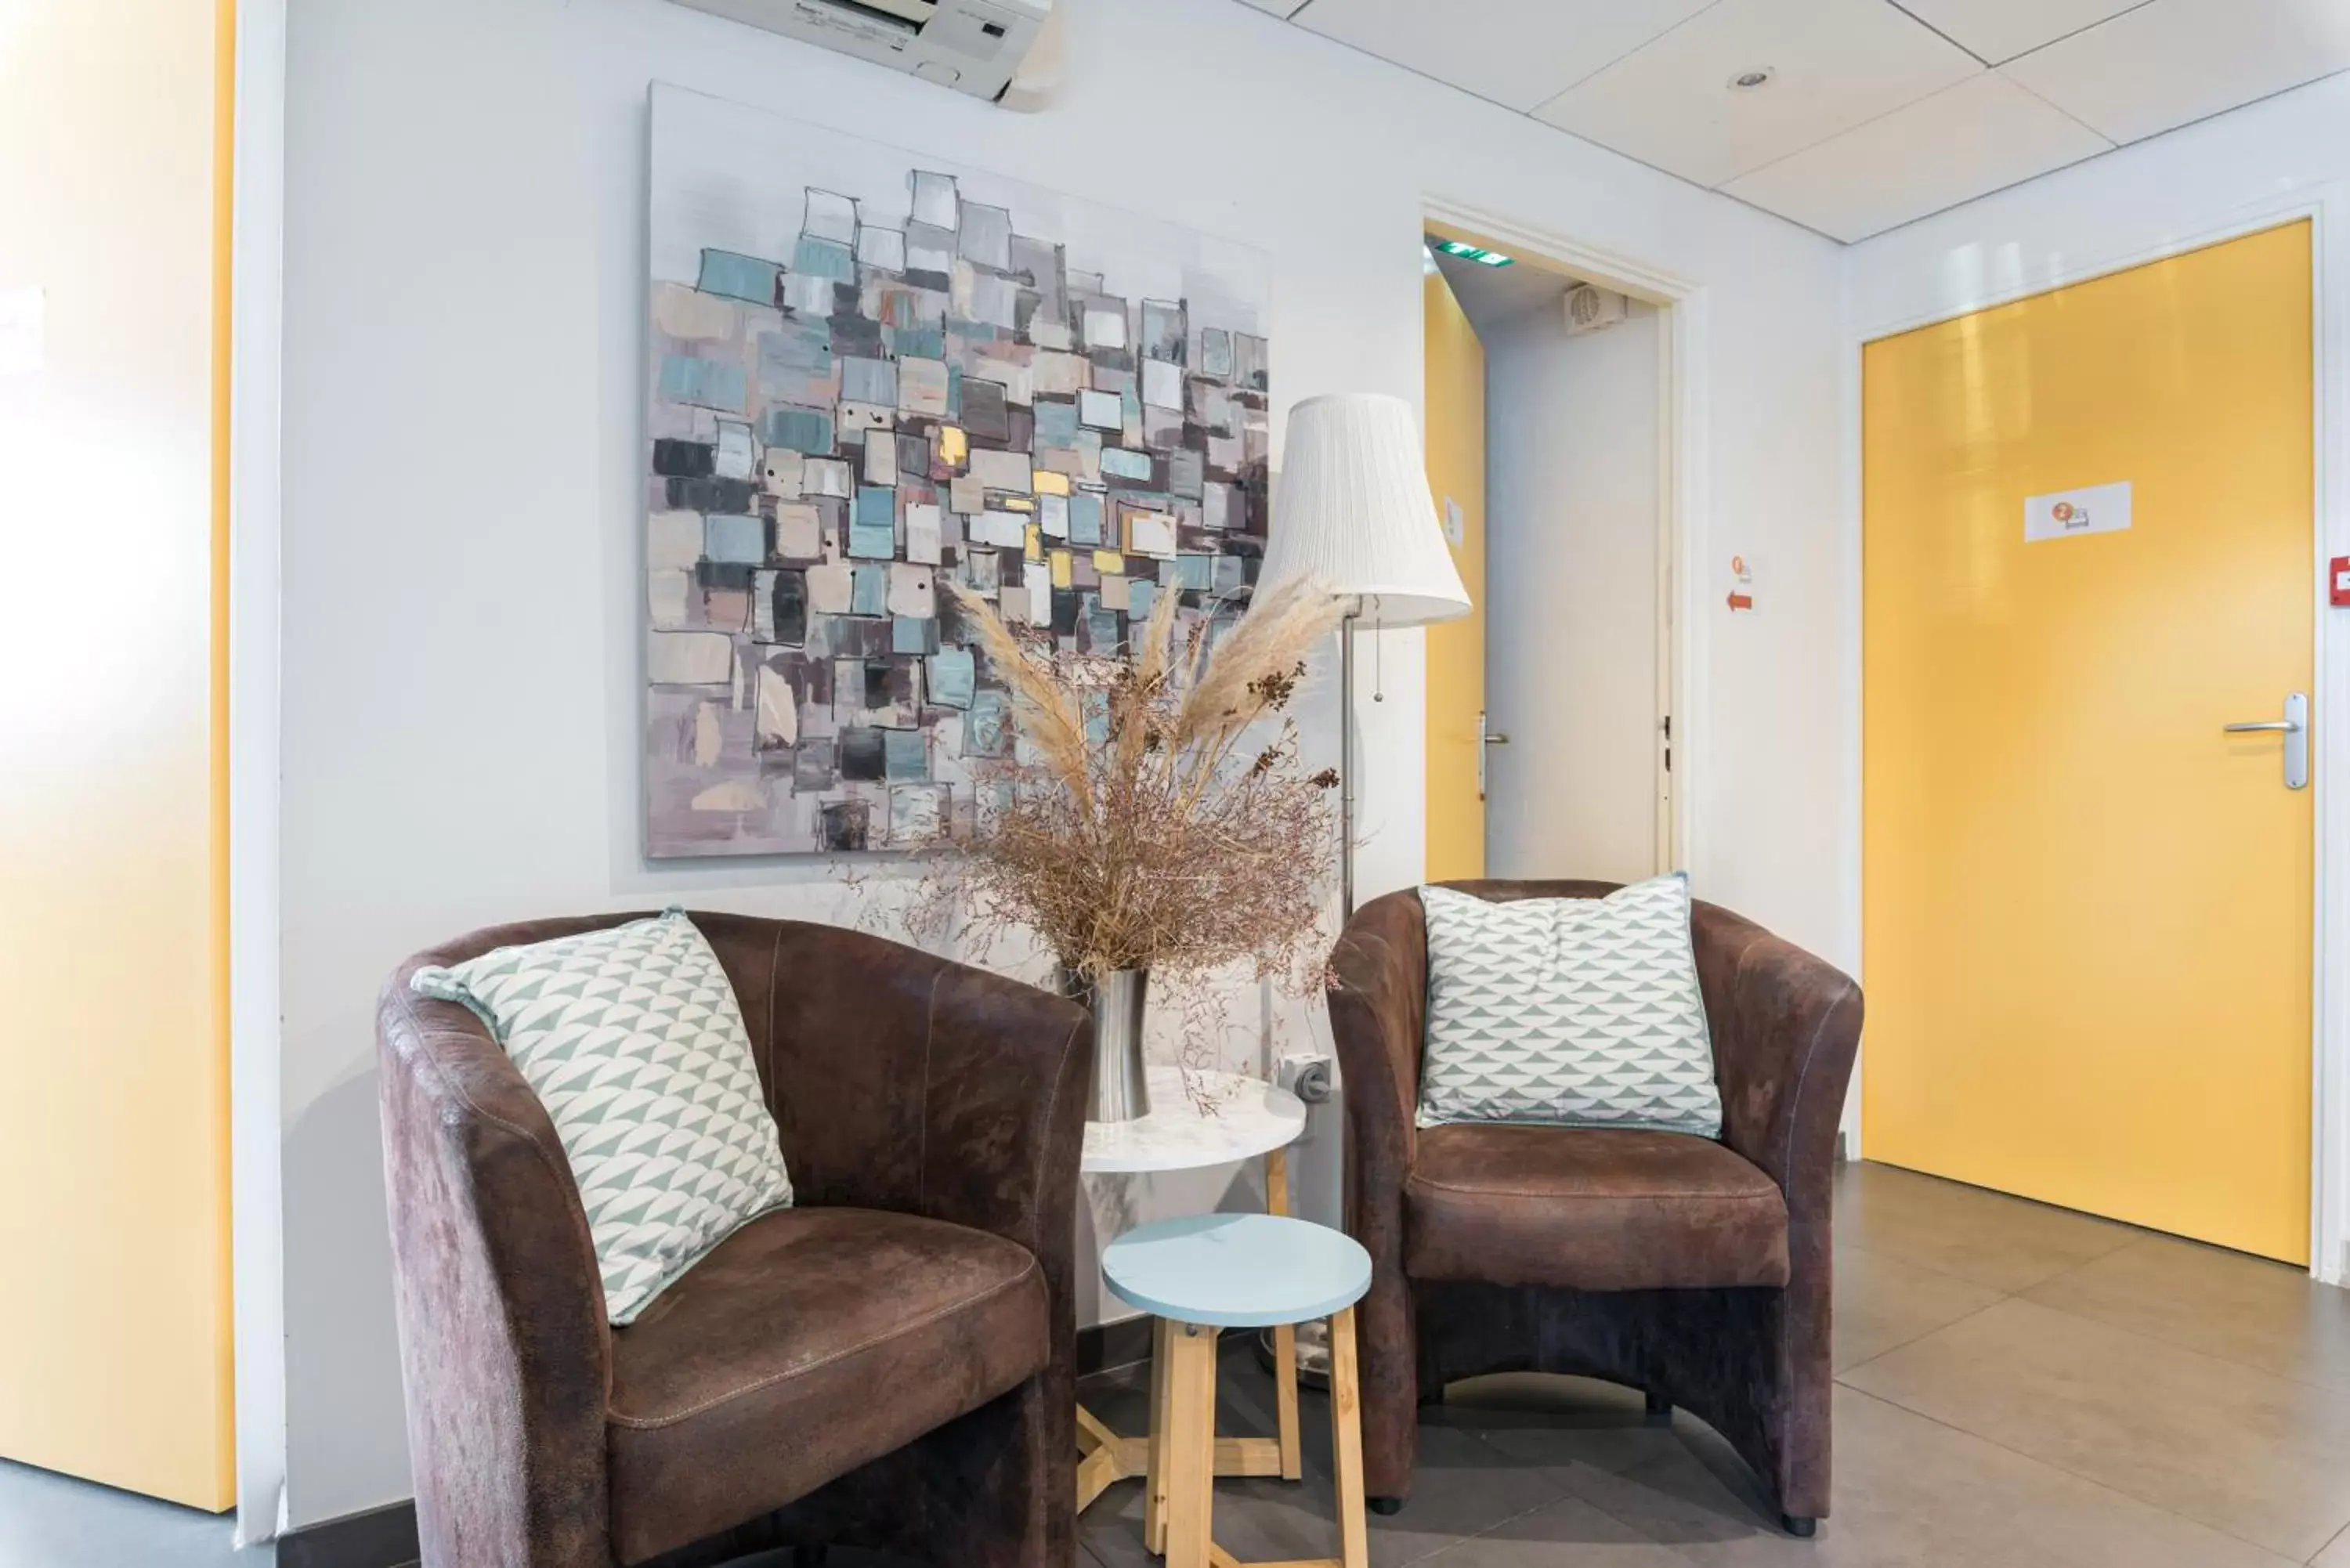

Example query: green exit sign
[1431,238,1514,268]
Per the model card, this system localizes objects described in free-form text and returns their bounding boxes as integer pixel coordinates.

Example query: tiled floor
[1069,1160,2350,1568]
[0,1455,261,1566]
[12,1162,2350,1566]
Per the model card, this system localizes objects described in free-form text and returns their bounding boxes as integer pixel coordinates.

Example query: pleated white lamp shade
[1260,392,1471,627]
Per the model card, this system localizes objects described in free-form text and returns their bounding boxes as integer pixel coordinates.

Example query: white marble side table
[1076,1065,1307,1512]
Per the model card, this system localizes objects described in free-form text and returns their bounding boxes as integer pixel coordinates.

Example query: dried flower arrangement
[875,575,1347,1109]
[946,575,1344,972]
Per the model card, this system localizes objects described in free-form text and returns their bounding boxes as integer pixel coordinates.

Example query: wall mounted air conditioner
[666,0,1057,104]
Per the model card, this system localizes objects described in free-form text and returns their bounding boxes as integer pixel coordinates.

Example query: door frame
[1420,197,1702,878]
[229,0,289,1540]
[1842,188,2350,1284]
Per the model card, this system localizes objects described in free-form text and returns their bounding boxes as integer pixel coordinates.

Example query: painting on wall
[644,84,1273,858]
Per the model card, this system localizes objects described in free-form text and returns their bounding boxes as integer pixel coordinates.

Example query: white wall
[1843,72,2350,1270]
[1486,298,1664,883]
[277,0,1846,1526]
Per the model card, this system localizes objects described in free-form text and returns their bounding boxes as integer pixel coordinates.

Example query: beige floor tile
[1416,1495,1697,1564]
[1562,1387,2292,1567]
[2022,1233,2350,1392]
[1834,1243,2007,1371]
[2311,1520,2350,1566]
[1106,1422,1579,1568]
[1842,1297,2350,1559]
[1835,1162,2136,1293]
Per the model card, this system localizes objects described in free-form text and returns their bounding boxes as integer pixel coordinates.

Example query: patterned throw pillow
[1416,876,1722,1136]
[411,909,794,1324]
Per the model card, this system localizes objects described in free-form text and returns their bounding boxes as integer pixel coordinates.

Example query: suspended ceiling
[1236,0,2350,241]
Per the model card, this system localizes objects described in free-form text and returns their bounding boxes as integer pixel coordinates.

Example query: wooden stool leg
[1264,1147,1304,1483]
[1144,1315,1173,1554]
[1075,1401,1123,1511]
[1271,1323,1303,1483]
[1269,1142,1307,1485]
[1162,1322,1220,1568]
[1327,1307,1370,1568]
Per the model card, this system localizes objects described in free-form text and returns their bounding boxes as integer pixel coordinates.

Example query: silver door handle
[2222,692,2308,789]
[1477,712,1509,801]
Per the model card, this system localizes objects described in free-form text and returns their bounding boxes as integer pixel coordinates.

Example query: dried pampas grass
[917,576,1346,984]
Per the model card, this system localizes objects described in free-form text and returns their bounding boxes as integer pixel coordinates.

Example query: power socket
[1276,1050,1335,1105]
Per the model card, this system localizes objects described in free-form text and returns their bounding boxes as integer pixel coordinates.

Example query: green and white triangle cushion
[413,909,794,1324]
[1416,876,1723,1137]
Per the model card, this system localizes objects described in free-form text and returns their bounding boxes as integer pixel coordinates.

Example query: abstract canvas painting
[645,85,1273,858]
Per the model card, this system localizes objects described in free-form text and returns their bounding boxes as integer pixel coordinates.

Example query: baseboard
[1076,1313,1155,1379]
[276,1500,419,1568]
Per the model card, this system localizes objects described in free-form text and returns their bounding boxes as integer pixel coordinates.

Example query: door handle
[2222,692,2308,790]
[1477,712,1509,801]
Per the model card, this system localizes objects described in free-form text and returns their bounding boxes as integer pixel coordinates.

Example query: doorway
[1422,226,1676,885]
[1861,220,2317,1264]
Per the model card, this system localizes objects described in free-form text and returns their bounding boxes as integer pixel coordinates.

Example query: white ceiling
[1237,0,2350,242]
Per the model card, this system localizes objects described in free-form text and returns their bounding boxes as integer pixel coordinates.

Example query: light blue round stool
[1101,1213,1374,1568]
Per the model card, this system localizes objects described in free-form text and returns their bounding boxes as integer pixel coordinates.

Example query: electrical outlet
[1276,1051,1334,1104]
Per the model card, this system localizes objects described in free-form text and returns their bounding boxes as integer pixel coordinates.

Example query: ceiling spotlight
[1730,67,1774,89]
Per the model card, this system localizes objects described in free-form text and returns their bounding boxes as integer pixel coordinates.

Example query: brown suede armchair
[1326,880,1861,1537]
[377,911,1092,1568]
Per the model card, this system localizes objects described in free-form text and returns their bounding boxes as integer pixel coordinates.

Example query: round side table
[1077,1065,1307,1513]
[1102,1213,1374,1568]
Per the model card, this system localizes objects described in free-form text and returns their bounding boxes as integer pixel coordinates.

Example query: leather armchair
[377,911,1093,1568]
[1326,880,1861,1534]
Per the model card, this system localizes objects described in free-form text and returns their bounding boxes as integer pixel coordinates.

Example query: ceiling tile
[1531,0,1981,189]
[1890,0,2145,66]
[1229,0,1311,14]
[2002,0,2350,145]
[1724,73,2112,240]
[1289,0,1718,114]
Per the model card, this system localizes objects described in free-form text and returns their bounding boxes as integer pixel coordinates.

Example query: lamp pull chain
[1372,597,1385,703]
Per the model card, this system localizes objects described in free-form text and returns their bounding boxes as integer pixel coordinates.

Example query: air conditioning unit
[666,0,1056,103]
[1564,281,1628,336]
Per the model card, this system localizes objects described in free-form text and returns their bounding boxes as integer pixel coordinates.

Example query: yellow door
[0,0,237,1506]
[1863,221,2315,1263]
[1424,265,1487,880]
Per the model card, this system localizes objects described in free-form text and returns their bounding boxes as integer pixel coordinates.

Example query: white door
[1484,295,1665,883]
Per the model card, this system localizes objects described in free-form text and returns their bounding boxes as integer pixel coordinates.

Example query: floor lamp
[1250,395,1470,1389]
[1259,393,1472,917]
